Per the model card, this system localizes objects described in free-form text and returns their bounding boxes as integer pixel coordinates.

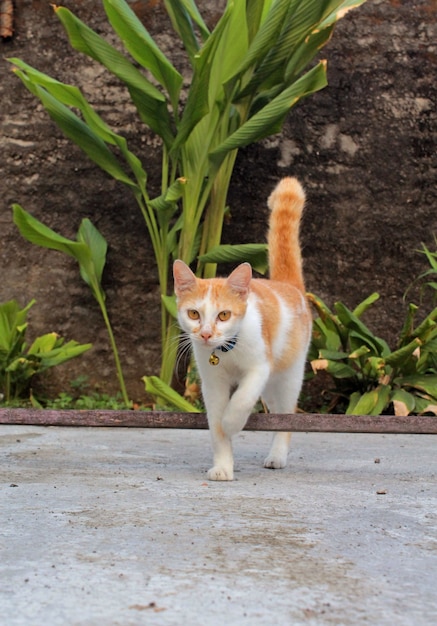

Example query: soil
[1,0,436,401]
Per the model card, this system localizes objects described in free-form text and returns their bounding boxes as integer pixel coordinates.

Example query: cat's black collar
[209,337,238,366]
[218,337,238,353]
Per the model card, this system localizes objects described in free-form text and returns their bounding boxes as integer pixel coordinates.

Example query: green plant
[143,375,202,412]
[12,205,131,407]
[0,298,92,403]
[308,292,437,416]
[405,236,437,303]
[45,391,133,411]
[9,0,366,388]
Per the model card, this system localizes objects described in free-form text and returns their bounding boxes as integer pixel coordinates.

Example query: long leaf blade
[199,243,269,275]
[77,219,108,286]
[163,0,210,60]
[209,61,328,169]
[143,375,201,412]
[103,0,183,109]
[13,73,139,190]
[54,5,174,146]
[10,58,147,192]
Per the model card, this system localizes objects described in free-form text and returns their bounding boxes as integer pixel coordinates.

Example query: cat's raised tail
[267,177,306,292]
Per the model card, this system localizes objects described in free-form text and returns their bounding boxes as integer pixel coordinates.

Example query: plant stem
[199,150,238,278]
[95,291,130,407]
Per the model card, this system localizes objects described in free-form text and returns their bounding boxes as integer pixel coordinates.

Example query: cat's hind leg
[264,432,292,469]
[262,365,304,469]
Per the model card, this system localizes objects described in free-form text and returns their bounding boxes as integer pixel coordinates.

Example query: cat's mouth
[195,335,220,348]
[198,337,216,347]
[197,336,238,352]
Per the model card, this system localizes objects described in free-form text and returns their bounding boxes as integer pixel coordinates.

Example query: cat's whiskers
[175,333,194,382]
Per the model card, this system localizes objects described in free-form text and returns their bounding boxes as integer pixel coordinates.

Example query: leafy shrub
[9,0,367,386]
[0,299,92,403]
[13,205,130,406]
[308,292,437,416]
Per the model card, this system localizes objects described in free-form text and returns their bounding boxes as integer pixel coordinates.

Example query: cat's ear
[173,260,197,295]
[227,263,252,298]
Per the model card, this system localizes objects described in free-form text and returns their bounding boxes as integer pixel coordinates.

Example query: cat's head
[173,260,252,348]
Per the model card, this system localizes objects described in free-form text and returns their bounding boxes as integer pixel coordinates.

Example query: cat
[173,177,312,481]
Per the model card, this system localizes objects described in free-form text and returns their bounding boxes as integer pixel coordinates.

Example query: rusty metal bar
[0,408,436,434]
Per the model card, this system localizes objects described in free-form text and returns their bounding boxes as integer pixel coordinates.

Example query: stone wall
[1,0,436,401]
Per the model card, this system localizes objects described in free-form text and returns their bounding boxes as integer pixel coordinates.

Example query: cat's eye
[187,309,200,320]
[218,310,231,322]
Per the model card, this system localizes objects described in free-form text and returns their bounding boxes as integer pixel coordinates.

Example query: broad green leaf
[161,295,178,320]
[170,4,236,154]
[324,360,356,379]
[345,390,361,414]
[54,5,174,147]
[199,243,269,275]
[38,341,92,369]
[384,337,421,368]
[164,0,210,61]
[77,219,108,288]
[236,0,335,97]
[13,75,139,190]
[9,59,147,193]
[318,349,349,360]
[395,375,437,398]
[311,317,342,353]
[284,24,335,85]
[103,0,183,109]
[13,205,90,263]
[143,375,201,412]
[414,397,437,415]
[391,388,416,416]
[317,0,368,29]
[245,0,266,44]
[226,0,293,85]
[311,358,355,378]
[163,0,200,60]
[335,303,390,356]
[209,61,328,170]
[27,333,58,355]
[348,345,370,359]
[209,0,249,88]
[149,178,188,211]
[307,292,334,320]
[0,300,34,353]
[347,384,391,416]
[12,206,102,300]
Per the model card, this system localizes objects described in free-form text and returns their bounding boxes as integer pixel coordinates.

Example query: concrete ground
[1,425,436,626]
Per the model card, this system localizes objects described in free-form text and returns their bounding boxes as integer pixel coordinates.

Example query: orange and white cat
[173,177,312,481]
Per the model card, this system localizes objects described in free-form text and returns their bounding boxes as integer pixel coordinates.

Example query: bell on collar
[209,351,220,366]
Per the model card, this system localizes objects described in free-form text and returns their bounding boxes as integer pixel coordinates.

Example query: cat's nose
[200,328,213,341]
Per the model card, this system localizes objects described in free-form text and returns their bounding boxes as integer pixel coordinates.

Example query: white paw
[207,466,234,481]
[263,454,287,470]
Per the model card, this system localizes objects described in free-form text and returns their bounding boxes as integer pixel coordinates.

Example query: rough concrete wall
[1,0,436,401]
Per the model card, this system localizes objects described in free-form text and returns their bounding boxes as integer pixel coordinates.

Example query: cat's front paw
[207,465,234,481]
[263,454,287,470]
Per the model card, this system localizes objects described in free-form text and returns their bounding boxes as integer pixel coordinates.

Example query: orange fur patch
[250,279,311,371]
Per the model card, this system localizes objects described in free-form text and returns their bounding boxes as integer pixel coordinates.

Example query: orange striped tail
[267,177,306,291]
